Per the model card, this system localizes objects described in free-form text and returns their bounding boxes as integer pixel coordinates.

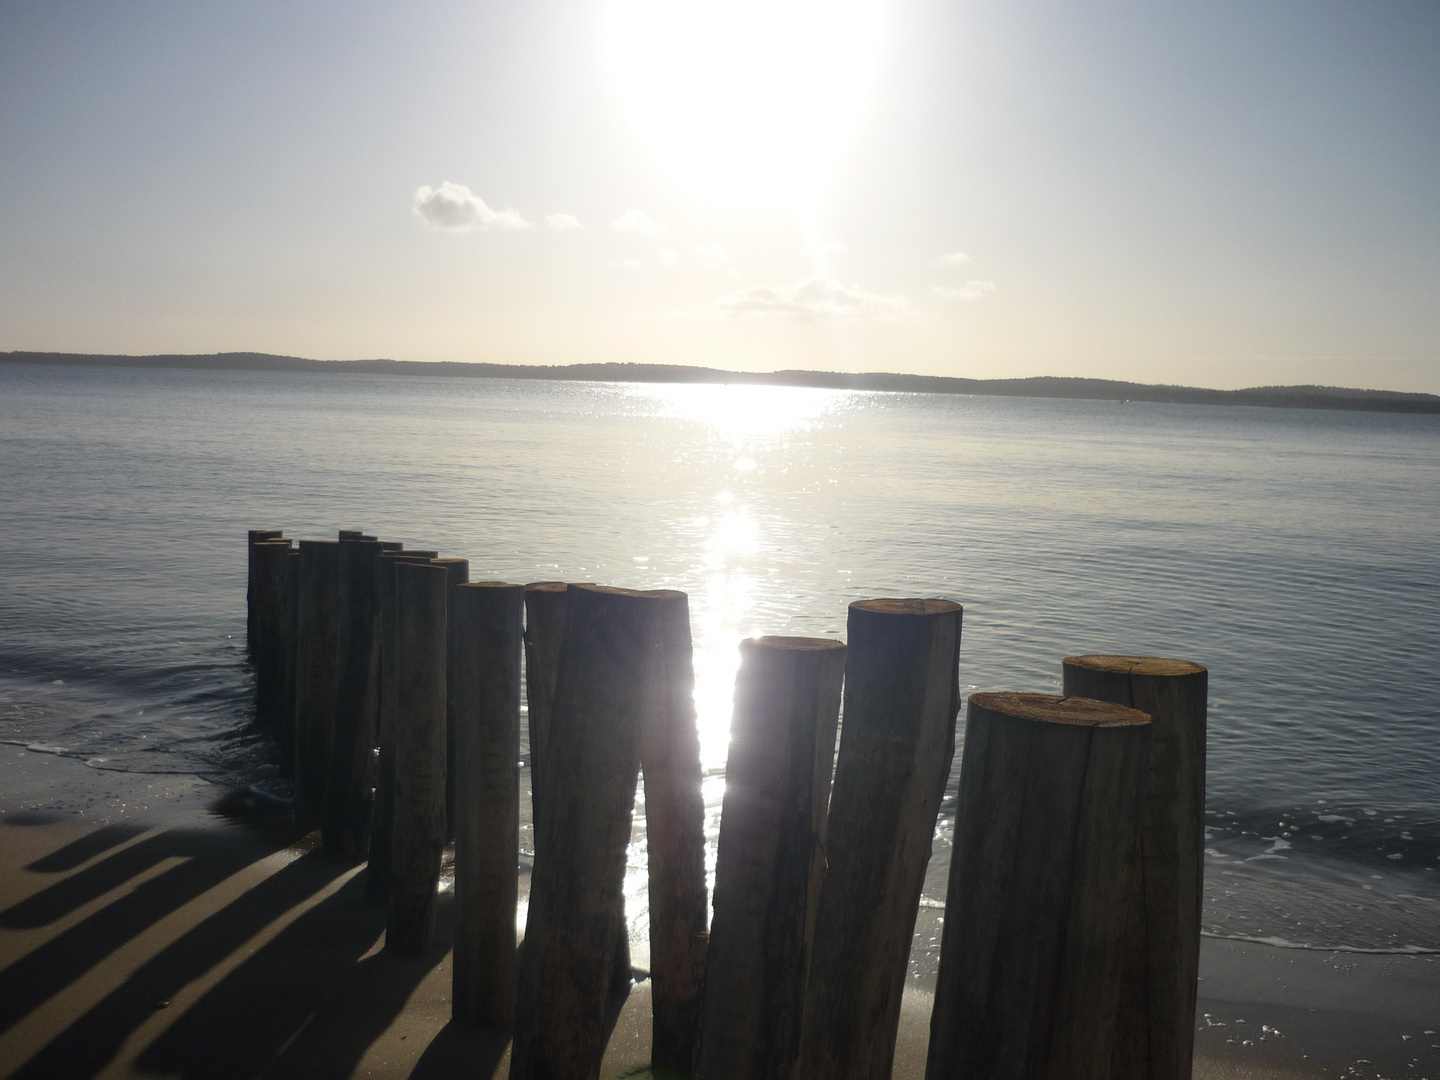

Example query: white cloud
[806,240,848,258]
[711,278,914,321]
[412,182,530,231]
[692,243,730,264]
[935,280,997,301]
[939,251,972,266]
[613,208,663,235]
[658,247,681,266]
[609,257,642,270]
[546,213,583,231]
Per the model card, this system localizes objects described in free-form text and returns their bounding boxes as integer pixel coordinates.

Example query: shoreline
[3,747,1436,1079]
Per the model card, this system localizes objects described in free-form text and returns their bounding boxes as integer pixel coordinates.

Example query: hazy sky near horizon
[2,0,1437,391]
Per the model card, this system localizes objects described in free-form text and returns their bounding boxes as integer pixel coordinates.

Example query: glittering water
[1,362,1437,953]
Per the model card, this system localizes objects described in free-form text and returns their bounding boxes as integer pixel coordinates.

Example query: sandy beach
[2,746,1435,1080]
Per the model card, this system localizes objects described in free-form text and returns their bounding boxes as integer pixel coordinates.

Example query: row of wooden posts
[246,529,1207,1080]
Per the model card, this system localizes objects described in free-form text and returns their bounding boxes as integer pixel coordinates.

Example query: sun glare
[605,0,884,206]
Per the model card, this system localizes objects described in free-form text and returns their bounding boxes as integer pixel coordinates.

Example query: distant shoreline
[6,350,1440,415]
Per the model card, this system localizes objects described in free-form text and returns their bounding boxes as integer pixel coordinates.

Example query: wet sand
[2,746,1435,1080]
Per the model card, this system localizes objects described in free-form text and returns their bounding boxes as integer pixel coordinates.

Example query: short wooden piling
[698,636,847,1080]
[924,693,1152,1080]
[510,585,677,1080]
[250,540,293,732]
[1061,656,1208,1080]
[798,598,963,1080]
[246,529,283,653]
[642,590,709,1075]
[369,550,438,902]
[522,582,568,829]
[451,581,524,1027]
[433,557,471,836]
[323,537,383,856]
[388,560,449,953]
[293,539,341,831]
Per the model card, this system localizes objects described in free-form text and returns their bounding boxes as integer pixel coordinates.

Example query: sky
[1,0,1437,391]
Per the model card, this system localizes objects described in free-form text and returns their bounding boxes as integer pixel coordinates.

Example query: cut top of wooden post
[970,691,1152,728]
[1063,655,1206,680]
[852,597,960,617]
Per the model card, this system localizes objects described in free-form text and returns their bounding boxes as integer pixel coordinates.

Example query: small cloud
[609,257,642,270]
[613,208,663,235]
[806,240,848,258]
[935,280,997,301]
[938,251,972,267]
[412,182,530,231]
[546,213,583,232]
[658,247,681,266]
[711,277,914,321]
[692,243,730,264]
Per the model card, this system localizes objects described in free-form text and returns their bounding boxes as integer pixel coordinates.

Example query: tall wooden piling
[388,560,449,953]
[369,550,438,902]
[798,598,963,1080]
[246,529,283,653]
[433,557,470,836]
[250,539,293,732]
[280,546,300,762]
[451,581,524,1027]
[510,585,678,1080]
[522,581,568,829]
[323,537,383,856]
[1061,656,1208,1080]
[924,693,1152,1080]
[293,539,341,831]
[699,636,847,1080]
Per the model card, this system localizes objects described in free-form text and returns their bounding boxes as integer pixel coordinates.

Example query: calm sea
[1,362,1437,959]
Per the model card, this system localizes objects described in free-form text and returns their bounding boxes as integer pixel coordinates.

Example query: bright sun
[605,0,884,207]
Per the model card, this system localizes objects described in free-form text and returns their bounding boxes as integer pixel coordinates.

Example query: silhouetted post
[1061,656,1208,1080]
[369,550,438,902]
[388,560,449,953]
[798,598,963,1080]
[642,590,709,1075]
[523,582,568,829]
[452,581,524,1027]
[323,537,383,856]
[247,529,283,653]
[510,585,675,1080]
[250,539,293,732]
[432,557,470,836]
[293,539,341,831]
[280,546,300,762]
[925,693,1152,1080]
[699,636,847,1080]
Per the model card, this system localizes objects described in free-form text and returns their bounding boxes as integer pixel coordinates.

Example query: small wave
[1201,930,1440,955]
[24,742,67,755]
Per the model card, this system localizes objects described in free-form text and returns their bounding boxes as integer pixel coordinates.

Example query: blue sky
[2,0,1437,390]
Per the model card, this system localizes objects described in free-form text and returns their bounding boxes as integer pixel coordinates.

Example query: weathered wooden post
[522,581,568,829]
[642,589,709,1075]
[699,636,846,1080]
[510,585,678,1080]
[323,537,383,856]
[246,529,283,653]
[388,560,449,953]
[924,693,1152,1080]
[432,557,470,836]
[1061,656,1208,1080]
[280,546,300,762]
[451,581,524,1027]
[293,539,341,831]
[250,539,293,732]
[369,549,438,902]
[797,598,962,1080]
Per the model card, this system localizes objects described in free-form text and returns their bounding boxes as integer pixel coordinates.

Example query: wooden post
[924,693,1152,1080]
[1061,656,1208,1080]
[510,585,676,1080]
[280,546,300,763]
[246,529,283,654]
[323,537,383,856]
[451,581,524,1027]
[433,557,470,837]
[369,550,438,902]
[642,590,709,1075]
[698,636,846,1080]
[293,539,341,832]
[522,581,568,832]
[250,539,293,733]
[388,560,449,953]
[798,598,963,1080]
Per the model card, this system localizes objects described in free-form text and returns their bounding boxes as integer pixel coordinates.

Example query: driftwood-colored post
[510,585,676,1080]
[250,539,293,732]
[323,537,383,856]
[247,529,283,653]
[293,539,341,831]
[699,636,846,1080]
[369,550,438,901]
[452,581,524,1027]
[434,557,470,836]
[388,560,449,953]
[925,693,1152,1080]
[798,598,963,1080]
[523,582,568,830]
[1061,656,1208,1080]
[642,590,709,1075]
